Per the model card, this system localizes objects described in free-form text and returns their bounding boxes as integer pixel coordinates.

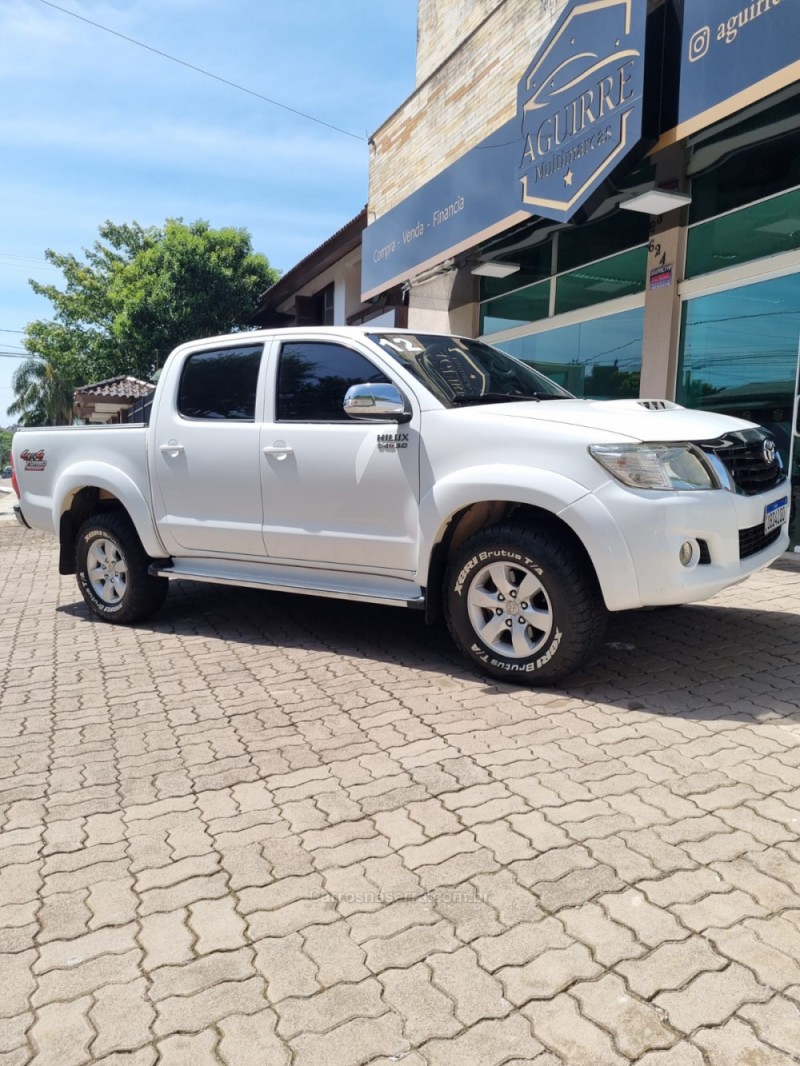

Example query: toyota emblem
[763,438,777,464]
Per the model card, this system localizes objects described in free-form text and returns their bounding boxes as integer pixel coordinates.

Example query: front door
[259,338,420,572]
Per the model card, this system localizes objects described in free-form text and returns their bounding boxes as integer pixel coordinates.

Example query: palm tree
[8,355,76,426]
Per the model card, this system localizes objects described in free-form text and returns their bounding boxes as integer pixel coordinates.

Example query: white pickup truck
[12,327,790,683]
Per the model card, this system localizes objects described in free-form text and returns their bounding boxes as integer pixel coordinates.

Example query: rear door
[152,341,268,556]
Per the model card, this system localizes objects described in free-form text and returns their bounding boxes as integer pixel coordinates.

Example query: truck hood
[468,398,757,442]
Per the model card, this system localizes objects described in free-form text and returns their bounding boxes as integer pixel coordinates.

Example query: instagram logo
[688,25,711,62]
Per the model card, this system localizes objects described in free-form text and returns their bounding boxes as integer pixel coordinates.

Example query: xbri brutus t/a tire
[75,512,168,624]
[444,522,606,685]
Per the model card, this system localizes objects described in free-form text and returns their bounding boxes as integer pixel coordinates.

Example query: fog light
[679,541,694,566]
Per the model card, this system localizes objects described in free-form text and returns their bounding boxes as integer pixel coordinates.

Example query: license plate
[764,496,788,534]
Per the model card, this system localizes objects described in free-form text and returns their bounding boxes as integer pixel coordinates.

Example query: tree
[14,219,278,424]
[1,429,12,468]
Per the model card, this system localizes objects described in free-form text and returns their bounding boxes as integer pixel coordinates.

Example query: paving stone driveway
[2,517,800,1066]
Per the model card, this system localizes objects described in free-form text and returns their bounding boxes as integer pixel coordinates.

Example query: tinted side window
[178,345,263,420]
[277,341,389,421]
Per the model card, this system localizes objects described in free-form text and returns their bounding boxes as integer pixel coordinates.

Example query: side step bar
[149,560,425,610]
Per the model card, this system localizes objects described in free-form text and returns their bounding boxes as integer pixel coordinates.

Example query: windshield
[367,333,573,408]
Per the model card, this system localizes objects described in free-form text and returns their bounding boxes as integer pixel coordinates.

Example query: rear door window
[178,344,263,420]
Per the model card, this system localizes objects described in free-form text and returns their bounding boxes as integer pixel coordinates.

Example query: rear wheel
[444,522,606,684]
[75,512,168,624]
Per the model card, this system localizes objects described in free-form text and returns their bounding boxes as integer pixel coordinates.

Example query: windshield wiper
[451,392,542,405]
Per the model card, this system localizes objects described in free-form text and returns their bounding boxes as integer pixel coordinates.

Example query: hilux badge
[762,439,777,464]
[377,433,409,452]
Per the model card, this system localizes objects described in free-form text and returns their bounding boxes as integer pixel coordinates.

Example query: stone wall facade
[415,0,505,85]
[369,0,568,219]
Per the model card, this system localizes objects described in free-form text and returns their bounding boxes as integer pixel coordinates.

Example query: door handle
[263,442,293,459]
[159,441,185,457]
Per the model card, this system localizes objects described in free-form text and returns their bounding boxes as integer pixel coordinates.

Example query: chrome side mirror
[343,384,410,422]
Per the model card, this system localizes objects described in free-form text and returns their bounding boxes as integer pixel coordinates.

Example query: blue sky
[0,0,418,421]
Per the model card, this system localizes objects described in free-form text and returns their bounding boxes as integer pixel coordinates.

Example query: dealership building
[360,0,800,549]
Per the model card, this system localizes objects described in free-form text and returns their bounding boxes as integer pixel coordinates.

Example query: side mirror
[343,383,411,422]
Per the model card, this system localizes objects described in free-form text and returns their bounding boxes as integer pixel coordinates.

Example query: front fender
[54,463,168,560]
[417,464,590,578]
[417,464,639,610]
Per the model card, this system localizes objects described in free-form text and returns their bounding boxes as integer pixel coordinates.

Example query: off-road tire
[444,522,606,685]
[75,512,168,624]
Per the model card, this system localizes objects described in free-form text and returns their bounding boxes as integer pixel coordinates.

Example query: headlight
[589,443,719,490]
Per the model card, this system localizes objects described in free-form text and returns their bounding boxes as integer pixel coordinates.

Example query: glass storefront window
[480,278,550,335]
[554,246,647,316]
[496,306,644,400]
[677,273,800,466]
[689,94,800,225]
[686,187,800,280]
[557,211,649,273]
[479,238,552,301]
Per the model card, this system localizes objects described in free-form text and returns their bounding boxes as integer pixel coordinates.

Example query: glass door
[791,345,800,552]
[677,271,800,552]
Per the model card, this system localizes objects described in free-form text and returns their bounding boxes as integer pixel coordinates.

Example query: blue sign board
[667,0,800,144]
[362,0,647,299]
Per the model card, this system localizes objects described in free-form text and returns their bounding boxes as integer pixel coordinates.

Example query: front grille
[739,523,782,560]
[699,429,786,496]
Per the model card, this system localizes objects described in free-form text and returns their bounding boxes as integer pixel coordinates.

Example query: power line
[37,0,366,142]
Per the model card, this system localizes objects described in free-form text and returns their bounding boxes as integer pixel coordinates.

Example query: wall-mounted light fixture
[471,261,521,278]
[620,189,692,215]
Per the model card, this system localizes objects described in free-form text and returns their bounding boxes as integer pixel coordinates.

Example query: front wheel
[444,523,606,685]
[75,512,168,624]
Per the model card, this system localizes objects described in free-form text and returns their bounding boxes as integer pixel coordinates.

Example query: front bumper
[562,479,790,611]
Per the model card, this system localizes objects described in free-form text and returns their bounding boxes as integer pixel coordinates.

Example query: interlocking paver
[707,924,800,989]
[275,977,385,1038]
[302,921,369,984]
[379,964,461,1043]
[559,902,644,967]
[3,521,800,1066]
[290,1013,408,1066]
[0,950,37,1017]
[616,936,728,998]
[571,974,677,1058]
[156,1030,219,1066]
[428,946,511,1024]
[363,919,459,972]
[497,942,601,1006]
[252,933,319,1001]
[149,948,254,1001]
[421,1014,542,1066]
[523,995,625,1065]
[28,996,94,1066]
[217,1010,289,1066]
[672,888,767,931]
[138,909,194,971]
[153,976,267,1036]
[694,1017,797,1065]
[88,978,155,1058]
[655,962,772,1033]
[187,897,246,954]
[600,888,689,947]
[32,950,142,1007]
[739,995,800,1057]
